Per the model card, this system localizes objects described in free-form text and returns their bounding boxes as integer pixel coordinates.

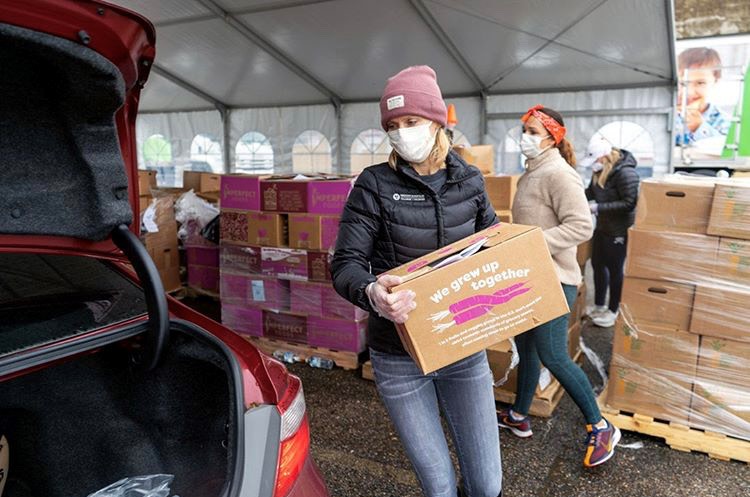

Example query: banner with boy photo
[674,35,750,164]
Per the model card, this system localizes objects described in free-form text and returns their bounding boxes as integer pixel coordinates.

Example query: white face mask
[388,123,436,164]
[592,161,604,173]
[520,133,549,159]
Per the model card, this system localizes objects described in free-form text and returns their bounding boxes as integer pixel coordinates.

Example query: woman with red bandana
[496,106,621,468]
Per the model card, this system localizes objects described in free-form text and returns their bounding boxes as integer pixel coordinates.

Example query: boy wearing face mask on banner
[581,139,640,328]
[331,65,502,497]
[497,106,621,468]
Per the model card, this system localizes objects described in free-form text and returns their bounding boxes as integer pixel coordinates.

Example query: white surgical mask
[592,161,604,173]
[388,123,436,164]
[520,133,549,159]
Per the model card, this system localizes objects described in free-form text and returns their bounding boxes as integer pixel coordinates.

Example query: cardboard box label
[219,243,261,275]
[261,178,352,214]
[263,311,307,343]
[220,175,262,211]
[385,223,568,373]
[261,247,308,280]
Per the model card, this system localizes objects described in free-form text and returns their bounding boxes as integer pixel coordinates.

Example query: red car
[0,2,328,496]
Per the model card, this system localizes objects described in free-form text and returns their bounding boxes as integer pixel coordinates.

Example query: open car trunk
[0,327,238,497]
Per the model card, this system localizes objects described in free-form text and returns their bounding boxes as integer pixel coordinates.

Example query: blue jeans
[513,284,602,424]
[370,349,502,497]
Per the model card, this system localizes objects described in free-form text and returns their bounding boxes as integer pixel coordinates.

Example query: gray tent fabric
[0,23,132,241]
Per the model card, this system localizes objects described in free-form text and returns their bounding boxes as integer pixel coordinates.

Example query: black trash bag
[200,215,220,244]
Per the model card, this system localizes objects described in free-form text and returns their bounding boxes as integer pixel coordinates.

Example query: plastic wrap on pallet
[634,175,717,235]
[221,273,290,310]
[306,316,367,353]
[707,179,750,241]
[609,306,750,441]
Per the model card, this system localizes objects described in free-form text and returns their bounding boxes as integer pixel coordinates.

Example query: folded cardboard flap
[385,223,534,285]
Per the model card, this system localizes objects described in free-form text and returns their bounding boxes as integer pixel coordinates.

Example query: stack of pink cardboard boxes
[218,174,368,355]
[184,219,220,294]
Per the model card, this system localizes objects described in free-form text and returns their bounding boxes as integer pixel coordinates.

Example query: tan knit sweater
[512,147,593,286]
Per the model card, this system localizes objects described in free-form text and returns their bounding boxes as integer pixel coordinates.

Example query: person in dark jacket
[331,65,502,497]
[581,138,640,327]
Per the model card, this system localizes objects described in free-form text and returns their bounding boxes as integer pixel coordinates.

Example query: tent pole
[334,100,344,174]
[479,91,488,145]
[222,108,231,174]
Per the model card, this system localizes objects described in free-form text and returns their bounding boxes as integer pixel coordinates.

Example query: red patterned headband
[521,105,566,144]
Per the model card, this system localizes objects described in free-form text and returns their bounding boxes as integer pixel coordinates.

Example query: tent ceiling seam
[152,0,337,28]
[430,0,670,81]
[485,0,612,90]
[195,0,343,106]
[151,64,229,112]
[408,0,485,91]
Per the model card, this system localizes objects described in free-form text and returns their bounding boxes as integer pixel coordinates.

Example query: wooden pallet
[598,387,750,464]
[246,336,360,370]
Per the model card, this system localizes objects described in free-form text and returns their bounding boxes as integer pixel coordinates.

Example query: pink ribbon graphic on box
[429,282,531,333]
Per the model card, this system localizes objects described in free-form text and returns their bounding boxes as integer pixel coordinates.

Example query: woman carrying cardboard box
[331,65,502,497]
[496,105,621,468]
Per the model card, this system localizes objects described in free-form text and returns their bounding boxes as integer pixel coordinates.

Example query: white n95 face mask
[520,133,547,159]
[592,162,604,173]
[388,123,436,164]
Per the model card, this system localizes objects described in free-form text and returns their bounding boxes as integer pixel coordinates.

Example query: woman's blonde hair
[596,148,621,188]
[388,127,451,169]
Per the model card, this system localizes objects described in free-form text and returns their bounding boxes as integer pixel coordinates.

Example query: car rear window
[0,253,147,357]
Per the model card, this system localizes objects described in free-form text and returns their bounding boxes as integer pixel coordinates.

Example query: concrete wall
[676,0,750,38]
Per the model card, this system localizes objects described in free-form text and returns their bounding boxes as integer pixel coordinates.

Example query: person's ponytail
[557,138,577,168]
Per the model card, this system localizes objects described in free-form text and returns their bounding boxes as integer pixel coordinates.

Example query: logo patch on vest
[393,193,426,202]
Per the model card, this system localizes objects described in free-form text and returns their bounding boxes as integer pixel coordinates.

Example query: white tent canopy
[110,0,677,183]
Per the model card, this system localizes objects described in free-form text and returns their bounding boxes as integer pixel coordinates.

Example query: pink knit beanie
[380,65,448,130]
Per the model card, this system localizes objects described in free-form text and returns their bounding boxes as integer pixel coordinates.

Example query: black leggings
[591,230,628,313]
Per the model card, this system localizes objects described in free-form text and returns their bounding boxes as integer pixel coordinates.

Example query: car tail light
[274,375,310,497]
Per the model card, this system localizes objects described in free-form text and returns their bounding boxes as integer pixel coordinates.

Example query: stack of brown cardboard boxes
[607,176,750,440]
[137,170,182,293]
[218,174,368,356]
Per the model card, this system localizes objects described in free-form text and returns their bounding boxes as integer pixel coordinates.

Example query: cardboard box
[606,364,693,424]
[290,280,324,317]
[220,273,289,310]
[139,195,152,215]
[140,196,181,292]
[220,174,263,211]
[495,210,512,223]
[568,281,586,329]
[576,239,592,268]
[220,210,249,243]
[288,214,340,250]
[634,177,715,234]
[484,175,518,211]
[715,237,750,286]
[568,322,581,359]
[188,265,220,293]
[219,243,261,275]
[307,251,331,282]
[221,305,263,337]
[707,181,750,240]
[690,380,750,441]
[261,176,353,214]
[624,228,719,284]
[323,284,368,321]
[263,310,308,344]
[147,240,181,292]
[261,247,308,280]
[138,169,157,195]
[186,246,219,268]
[611,317,699,375]
[695,336,750,390]
[383,223,569,373]
[248,212,288,247]
[690,284,750,342]
[183,171,221,193]
[453,144,494,175]
[307,317,367,352]
[620,277,694,331]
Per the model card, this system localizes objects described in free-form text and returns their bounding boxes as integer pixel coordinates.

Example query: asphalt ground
[182,275,750,497]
